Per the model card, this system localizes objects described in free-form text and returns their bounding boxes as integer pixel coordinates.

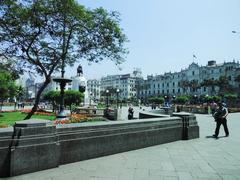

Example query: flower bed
[0,124,9,128]
[53,114,106,125]
[21,109,56,116]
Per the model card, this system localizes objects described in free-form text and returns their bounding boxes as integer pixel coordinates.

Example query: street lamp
[89,92,93,106]
[106,89,109,108]
[116,89,120,108]
[194,94,197,104]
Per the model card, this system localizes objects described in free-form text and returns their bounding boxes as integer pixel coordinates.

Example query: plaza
[2,112,240,180]
[1,1,240,179]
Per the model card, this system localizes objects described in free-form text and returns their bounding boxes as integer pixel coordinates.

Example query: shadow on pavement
[205,135,226,139]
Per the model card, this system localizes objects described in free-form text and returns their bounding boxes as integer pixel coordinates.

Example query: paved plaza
[2,112,240,180]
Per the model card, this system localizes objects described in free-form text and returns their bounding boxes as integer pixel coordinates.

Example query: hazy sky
[65,0,240,79]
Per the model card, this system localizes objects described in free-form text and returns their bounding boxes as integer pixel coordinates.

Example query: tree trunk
[24,78,51,120]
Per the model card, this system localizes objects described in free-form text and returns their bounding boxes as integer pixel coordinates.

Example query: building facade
[99,68,142,101]
[41,60,240,104]
[138,60,240,102]
[87,79,101,102]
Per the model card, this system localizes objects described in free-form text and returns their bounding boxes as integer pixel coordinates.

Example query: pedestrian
[210,101,217,115]
[22,102,25,109]
[212,102,229,138]
[128,105,134,120]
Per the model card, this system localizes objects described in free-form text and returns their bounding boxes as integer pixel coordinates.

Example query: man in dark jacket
[213,102,229,138]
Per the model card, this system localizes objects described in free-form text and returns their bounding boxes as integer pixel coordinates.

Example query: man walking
[213,102,229,138]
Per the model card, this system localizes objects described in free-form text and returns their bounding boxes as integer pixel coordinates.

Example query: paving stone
[2,113,240,180]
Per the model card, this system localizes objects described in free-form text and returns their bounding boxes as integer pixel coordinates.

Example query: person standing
[213,102,229,138]
[128,105,134,120]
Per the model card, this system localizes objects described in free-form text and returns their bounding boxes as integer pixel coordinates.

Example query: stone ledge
[0,114,199,177]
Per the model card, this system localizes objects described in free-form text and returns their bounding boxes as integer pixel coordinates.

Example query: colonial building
[138,60,240,102]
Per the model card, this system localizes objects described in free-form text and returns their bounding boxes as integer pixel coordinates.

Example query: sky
[65,0,240,80]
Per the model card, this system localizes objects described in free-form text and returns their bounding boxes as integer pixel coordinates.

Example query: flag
[193,54,197,58]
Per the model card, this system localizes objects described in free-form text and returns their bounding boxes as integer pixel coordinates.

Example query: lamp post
[194,94,197,104]
[164,95,168,107]
[106,89,109,108]
[89,92,92,106]
[116,89,120,108]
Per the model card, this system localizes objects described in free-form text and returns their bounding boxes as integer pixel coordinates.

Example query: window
[192,71,195,76]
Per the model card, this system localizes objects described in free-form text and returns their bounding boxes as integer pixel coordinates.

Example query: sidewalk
[3,113,240,180]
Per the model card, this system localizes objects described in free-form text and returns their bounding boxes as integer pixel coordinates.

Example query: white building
[99,68,142,101]
[138,60,240,102]
[87,79,101,102]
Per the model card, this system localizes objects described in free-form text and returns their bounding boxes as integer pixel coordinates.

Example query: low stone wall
[0,114,199,177]
[139,111,170,119]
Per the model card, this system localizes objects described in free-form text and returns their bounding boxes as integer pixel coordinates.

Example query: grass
[0,112,55,127]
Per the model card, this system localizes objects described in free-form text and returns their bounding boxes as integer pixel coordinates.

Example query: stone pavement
[3,113,240,180]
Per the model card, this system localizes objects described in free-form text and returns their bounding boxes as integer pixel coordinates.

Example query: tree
[0,70,18,110]
[200,79,217,95]
[0,57,23,80]
[44,90,83,112]
[148,96,164,104]
[216,76,234,95]
[43,90,60,112]
[180,80,190,94]
[0,0,128,119]
[64,90,84,112]
[174,96,189,105]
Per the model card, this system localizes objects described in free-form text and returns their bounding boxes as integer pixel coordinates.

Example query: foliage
[0,71,18,108]
[43,90,84,112]
[0,0,128,119]
[174,96,189,104]
[199,95,221,103]
[53,114,106,124]
[224,93,238,100]
[148,96,164,104]
[0,57,23,79]
[180,80,199,93]
[64,90,84,111]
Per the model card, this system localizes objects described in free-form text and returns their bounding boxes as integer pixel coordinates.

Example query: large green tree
[0,71,18,110]
[0,0,128,119]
